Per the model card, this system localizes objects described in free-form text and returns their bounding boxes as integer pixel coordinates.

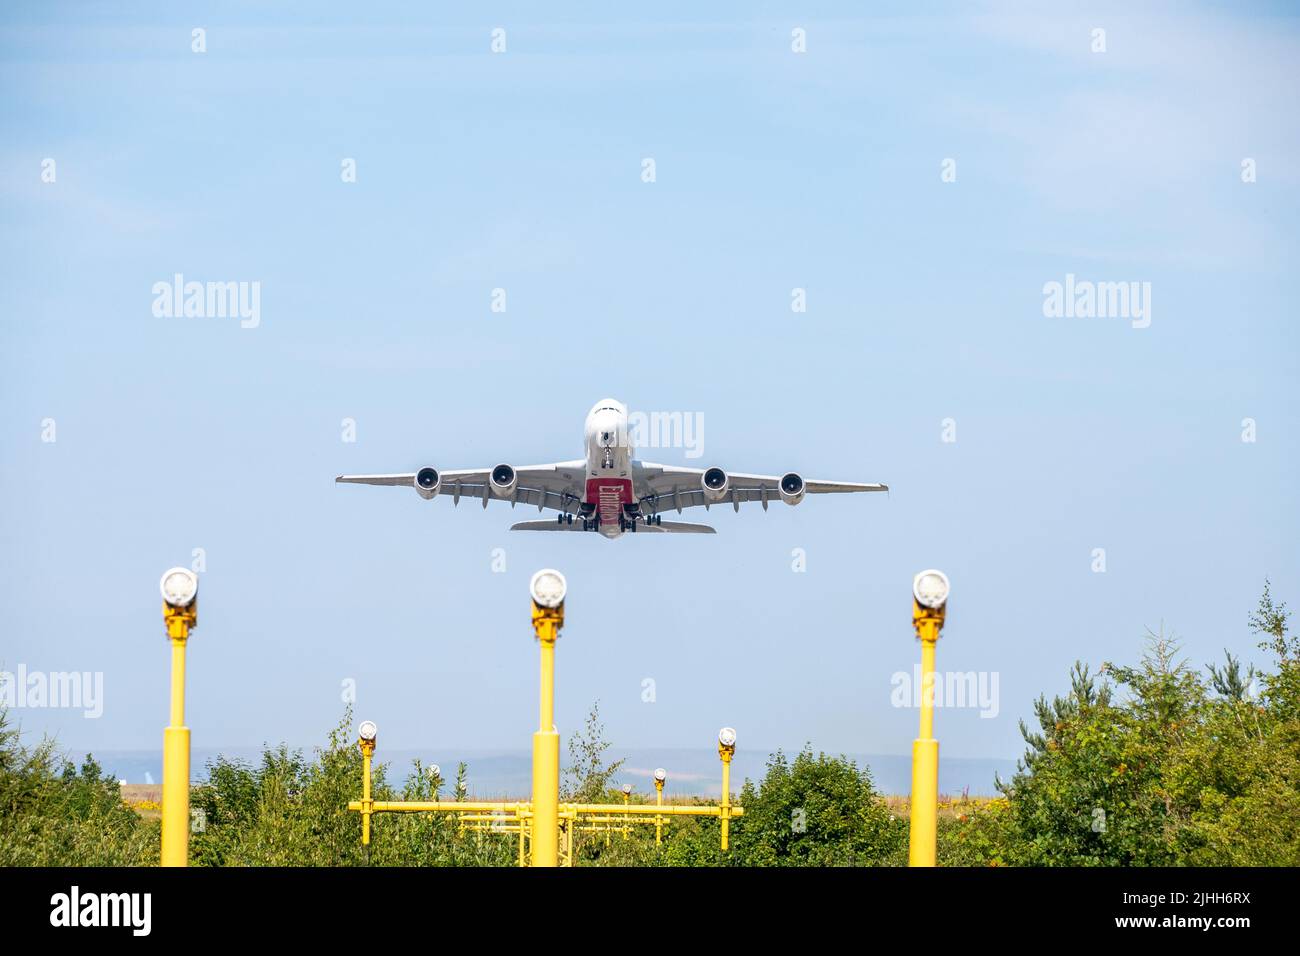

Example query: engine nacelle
[701,466,729,503]
[490,463,518,498]
[778,472,806,506]
[414,467,440,500]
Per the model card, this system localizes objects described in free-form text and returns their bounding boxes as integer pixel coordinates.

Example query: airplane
[336,399,888,539]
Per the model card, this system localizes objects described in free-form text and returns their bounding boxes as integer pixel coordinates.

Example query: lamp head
[529,569,567,609]
[911,569,950,637]
[357,720,377,751]
[653,768,667,783]
[912,569,950,611]
[160,567,199,608]
[718,726,737,757]
[159,567,199,635]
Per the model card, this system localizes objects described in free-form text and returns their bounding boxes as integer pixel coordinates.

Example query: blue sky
[1,2,1297,775]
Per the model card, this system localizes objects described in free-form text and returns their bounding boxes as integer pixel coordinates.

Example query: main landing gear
[617,513,662,532]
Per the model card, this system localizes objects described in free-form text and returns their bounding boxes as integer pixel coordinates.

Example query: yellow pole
[539,629,555,732]
[160,613,191,867]
[719,752,733,852]
[919,635,937,739]
[909,617,941,867]
[622,791,630,840]
[361,744,374,845]
[531,613,560,867]
[654,780,664,846]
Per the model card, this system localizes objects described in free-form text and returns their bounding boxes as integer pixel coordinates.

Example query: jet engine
[778,472,806,506]
[414,467,440,500]
[701,466,729,502]
[490,463,518,498]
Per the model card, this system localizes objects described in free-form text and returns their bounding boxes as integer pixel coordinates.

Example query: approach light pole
[159,568,198,867]
[908,569,950,867]
[653,768,667,846]
[718,727,736,851]
[529,569,567,866]
[357,721,377,845]
[621,783,633,839]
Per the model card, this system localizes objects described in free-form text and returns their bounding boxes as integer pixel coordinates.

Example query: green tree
[1207,649,1255,702]
[190,708,514,866]
[950,584,1300,867]
[730,747,906,866]
[1250,579,1298,722]
[0,708,158,866]
[561,701,624,803]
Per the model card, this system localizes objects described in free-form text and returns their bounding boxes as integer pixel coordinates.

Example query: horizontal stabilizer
[640,521,716,534]
[509,519,717,534]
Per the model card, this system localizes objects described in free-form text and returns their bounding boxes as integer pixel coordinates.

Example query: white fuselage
[583,399,636,538]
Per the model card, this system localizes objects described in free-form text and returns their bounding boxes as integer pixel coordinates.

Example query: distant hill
[94,747,1018,798]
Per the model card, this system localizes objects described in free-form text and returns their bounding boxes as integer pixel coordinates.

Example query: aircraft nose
[592,410,622,447]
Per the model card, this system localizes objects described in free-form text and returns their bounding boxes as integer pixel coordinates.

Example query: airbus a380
[336,399,888,539]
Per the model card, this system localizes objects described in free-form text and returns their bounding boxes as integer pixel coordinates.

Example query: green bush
[943,582,1300,867]
[730,748,907,866]
[191,709,513,866]
[0,712,158,866]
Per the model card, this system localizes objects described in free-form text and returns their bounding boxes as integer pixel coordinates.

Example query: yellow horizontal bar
[578,816,660,824]
[348,801,527,813]
[564,804,743,817]
[351,806,748,816]
[348,801,741,818]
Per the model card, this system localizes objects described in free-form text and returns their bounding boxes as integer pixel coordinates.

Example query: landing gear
[616,513,661,532]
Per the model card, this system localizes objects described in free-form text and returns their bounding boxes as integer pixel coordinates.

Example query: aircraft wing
[336,461,587,513]
[634,462,887,514]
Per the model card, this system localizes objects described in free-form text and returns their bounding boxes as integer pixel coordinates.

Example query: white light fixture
[428,764,441,778]
[621,783,633,795]
[358,720,377,743]
[912,569,950,610]
[529,568,567,609]
[159,567,199,608]
[654,768,666,783]
[718,727,737,748]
